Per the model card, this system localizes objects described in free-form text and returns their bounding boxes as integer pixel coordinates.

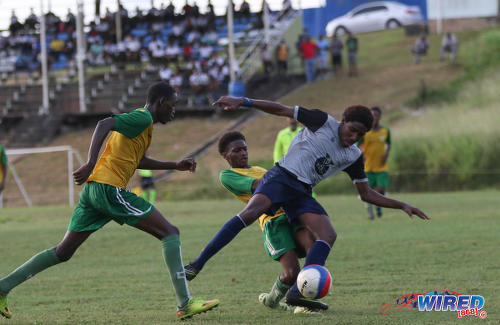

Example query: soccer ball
[297,265,332,299]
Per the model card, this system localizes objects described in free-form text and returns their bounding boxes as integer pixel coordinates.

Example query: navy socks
[304,240,331,266]
[192,216,246,270]
[289,240,332,298]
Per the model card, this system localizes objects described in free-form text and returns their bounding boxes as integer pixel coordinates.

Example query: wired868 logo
[380,290,487,319]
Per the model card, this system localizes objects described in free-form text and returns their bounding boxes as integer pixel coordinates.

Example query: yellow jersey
[219,166,285,231]
[87,109,153,188]
[359,126,391,172]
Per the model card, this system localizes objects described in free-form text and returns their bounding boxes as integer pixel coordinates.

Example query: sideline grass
[1,190,499,324]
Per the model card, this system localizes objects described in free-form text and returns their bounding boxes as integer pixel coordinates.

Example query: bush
[389,134,500,191]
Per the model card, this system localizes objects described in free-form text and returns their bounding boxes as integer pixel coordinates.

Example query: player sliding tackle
[211,131,326,313]
[185,96,430,309]
[0,82,218,321]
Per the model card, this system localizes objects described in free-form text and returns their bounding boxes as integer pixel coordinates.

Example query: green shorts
[69,182,154,232]
[367,171,389,189]
[263,214,306,260]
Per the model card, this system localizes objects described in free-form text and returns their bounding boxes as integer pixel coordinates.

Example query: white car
[325,1,423,36]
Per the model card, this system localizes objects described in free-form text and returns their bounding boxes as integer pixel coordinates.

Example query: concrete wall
[428,16,500,33]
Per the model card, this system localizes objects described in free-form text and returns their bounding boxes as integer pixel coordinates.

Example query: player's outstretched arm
[138,156,197,172]
[355,182,430,220]
[73,117,115,185]
[213,96,294,118]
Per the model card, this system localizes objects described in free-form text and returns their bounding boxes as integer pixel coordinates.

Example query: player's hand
[176,158,197,172]
[212,96,243,111]
[73,162,95,185]
[402,203,430,220]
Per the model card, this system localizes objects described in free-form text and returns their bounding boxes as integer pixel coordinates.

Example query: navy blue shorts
[254,165,327,221]
[141,177,155,189]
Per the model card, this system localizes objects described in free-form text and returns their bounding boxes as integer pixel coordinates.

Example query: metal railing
[238,10,299,82]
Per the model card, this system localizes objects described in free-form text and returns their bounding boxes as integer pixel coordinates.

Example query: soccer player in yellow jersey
[358,107,391,219]
[0,82,219,320]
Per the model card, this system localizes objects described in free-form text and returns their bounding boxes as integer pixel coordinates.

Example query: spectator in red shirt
[299,36,319,83]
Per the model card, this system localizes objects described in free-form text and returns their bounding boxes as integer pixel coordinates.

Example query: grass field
[1,190,499,324]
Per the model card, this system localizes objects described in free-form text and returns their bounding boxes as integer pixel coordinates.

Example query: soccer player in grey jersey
[185,96,429,309]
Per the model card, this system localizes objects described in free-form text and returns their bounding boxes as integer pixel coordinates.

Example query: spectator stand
[1,4,301,146]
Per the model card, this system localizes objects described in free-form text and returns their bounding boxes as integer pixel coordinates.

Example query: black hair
[371,106,381,115]
[343,105,373,131]
[218,131,246,155]
[146,81,175,105]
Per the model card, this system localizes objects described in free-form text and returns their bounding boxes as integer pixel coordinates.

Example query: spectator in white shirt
[172,22,185,42]
[103,41,117,64]
[189,68,210,94]
[126,36,141,62]
[116,40,127,62]
[440,32,458,61]
[165,40,180,63]
[199,43,213,60]
[170,66,184,93]
[149,37,165,64]
[159,65,173,80]
[202,29,218,45]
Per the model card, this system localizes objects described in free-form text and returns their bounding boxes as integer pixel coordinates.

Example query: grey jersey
[278,106,367,187]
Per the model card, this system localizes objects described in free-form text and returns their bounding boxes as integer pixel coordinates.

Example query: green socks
[161,234,190,308]
[142,189,157,204]
[0,248,62,295]
[265,276,291,306]
[149,189,156,204]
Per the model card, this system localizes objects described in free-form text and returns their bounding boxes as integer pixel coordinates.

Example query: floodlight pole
[40,0,50,115]
[227,0,236,83]
[263,1,270,44]
[436,0,443,34]
[76,0,87,113]
[116,0,123,42]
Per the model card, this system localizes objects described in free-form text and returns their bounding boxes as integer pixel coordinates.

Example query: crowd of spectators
[0,1,260,102]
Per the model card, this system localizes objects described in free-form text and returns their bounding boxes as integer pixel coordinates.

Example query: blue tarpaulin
[302,0,427,38]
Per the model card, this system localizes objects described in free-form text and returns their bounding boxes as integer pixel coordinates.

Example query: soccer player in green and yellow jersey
[138,168,156,203]
[185,131,328,314]
[273,117,302,163]
[0,144,7,207]
[358,107,391,219]
[0,82,218,321]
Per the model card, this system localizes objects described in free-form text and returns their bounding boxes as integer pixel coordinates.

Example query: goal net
[2,146,84,208]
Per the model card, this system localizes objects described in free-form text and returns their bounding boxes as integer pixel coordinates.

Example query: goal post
[4,146,84,207]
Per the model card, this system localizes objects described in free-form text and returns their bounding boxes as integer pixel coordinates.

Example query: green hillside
[2,27,499,206]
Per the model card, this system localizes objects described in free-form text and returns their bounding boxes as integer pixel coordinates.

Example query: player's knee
[320,230,337,246]
[329,230,337,245]
[55,247,73,262]
[239,207,263,225]
[169,225,180,235]
[281,266,300,285]
[159,224,179,239]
